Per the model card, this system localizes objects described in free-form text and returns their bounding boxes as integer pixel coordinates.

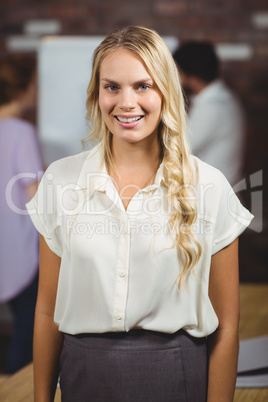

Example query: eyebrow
[100,78,153,85]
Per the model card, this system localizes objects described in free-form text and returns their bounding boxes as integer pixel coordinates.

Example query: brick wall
[0,0,267,280]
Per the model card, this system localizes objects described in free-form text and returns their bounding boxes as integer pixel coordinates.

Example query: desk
[0,283,267,402]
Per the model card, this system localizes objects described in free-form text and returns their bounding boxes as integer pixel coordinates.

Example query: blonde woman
[27,26,253,401]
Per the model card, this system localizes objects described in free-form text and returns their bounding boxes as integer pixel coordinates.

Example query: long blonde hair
[85,26,201,287]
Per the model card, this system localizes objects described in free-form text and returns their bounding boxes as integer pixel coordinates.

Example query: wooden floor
[0,283,267,401]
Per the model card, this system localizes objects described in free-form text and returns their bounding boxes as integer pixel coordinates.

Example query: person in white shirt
[173,41,245,186]
[27,27,253,401]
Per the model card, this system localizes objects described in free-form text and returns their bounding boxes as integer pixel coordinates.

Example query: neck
[111,134,161,174]
[0,101,21,119]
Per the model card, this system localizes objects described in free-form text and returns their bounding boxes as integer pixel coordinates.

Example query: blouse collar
[76,142,166,197]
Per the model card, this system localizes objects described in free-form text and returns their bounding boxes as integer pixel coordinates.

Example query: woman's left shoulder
[191,155,253,231]
[191,155,231,189]
[191,155,235,220]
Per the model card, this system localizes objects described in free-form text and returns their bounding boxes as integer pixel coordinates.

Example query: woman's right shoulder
[44,145,100,187]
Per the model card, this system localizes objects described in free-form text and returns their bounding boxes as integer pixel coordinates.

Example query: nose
[118,88,136,111]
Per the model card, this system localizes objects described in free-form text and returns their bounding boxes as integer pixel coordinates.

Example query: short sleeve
[210,172,254,255]
[26,164,63,257]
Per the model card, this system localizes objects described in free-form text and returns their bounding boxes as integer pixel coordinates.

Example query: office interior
[0,0,267,396]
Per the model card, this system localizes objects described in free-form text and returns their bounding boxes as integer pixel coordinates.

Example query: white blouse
[26,143,253,337]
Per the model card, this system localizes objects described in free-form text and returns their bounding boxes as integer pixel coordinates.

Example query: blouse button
[115,313,122,320]
[119,271,126,278]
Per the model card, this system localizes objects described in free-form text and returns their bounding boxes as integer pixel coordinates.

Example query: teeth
[116,116,142,123]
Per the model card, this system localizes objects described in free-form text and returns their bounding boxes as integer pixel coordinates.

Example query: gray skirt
[59,329,207,402]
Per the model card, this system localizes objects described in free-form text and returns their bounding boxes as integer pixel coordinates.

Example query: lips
[114,115,144,123]
[113,114,144,129]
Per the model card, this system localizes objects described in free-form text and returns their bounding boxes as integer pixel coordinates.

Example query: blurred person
[0,54,43,373]
[27,27,253,401]
[173,41,245,186]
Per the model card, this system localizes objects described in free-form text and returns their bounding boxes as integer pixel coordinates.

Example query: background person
[173,41,245,186]
[0,54,43,373]
[27,26,253,401]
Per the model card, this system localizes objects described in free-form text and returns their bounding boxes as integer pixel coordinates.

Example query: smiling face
[98,48,162,146]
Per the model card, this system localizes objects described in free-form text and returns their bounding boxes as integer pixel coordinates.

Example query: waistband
[63,329,207,351]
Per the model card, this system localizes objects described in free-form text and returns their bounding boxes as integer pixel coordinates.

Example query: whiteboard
[38,35,179,166]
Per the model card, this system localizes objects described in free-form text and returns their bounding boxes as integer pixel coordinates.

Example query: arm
[34,235,63,402]
[207,238,240,402]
